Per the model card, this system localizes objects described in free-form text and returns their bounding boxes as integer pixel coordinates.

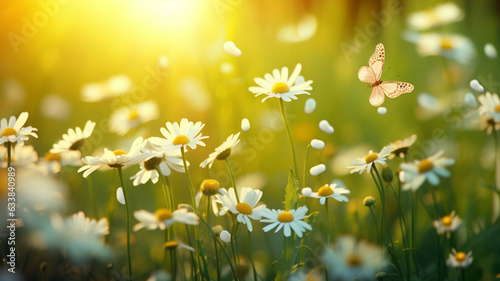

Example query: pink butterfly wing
[369,86,385,106]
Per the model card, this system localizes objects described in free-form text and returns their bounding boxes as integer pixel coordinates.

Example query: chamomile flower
[478,92,500,122]
[389,134,417,159]
[1,145,38,168]
[200,132,240,169]
[149,118,208,151]
[0,112,38,146]
[407,2,463,31]
[195,179,221,216]
[322,236,388,281]
[216,187,266,232]
[347,145,391,175]
[133,208,199,231]
[479,116,500,135]
[81,75,132,102]
[260,206,312,238]
[109,101,159,135]
[400,151,454,191]
[51,120,96,154]
[447,249,473,268]
[308,183,350,205]
[78,137,152,178]
[248,63,313,102]
[433,211,462,235]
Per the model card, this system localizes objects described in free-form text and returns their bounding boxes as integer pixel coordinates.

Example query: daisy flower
[0,112,38,146]
[39,151,82,175]
[479,115,500,135]
[446,249,473,268]
[215,187,266,232]
[478,92,500,122]
[389,134,417,159]
[51,120,96,154]
[407,2,463,31]
[149,118,208,151]
[248,63,313,102]
[81,74,132,102]
[322,236,388,281]
[260,206,312,238]
[200,132,240,168]
[1,145,38,168]
[308,183,350,205]
[109,101,159,136]
[195,179,221,216]
[433,211,462,235]
[133,208,199,231]
[130,139,185,186]
[400,151,454,191]
[78,137,152,178]
[347,145,391,175]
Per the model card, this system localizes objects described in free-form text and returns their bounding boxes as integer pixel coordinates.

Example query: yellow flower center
[236,202,253,215]
[44,152,62,162]
[128,110,140,120]
[155,209,173,221]
[418,159,434,174]
[317,185,333,197]
[441,215,452,226]
[365,153,379,164]
[495,105,500,112]
[216,148,231,160]
[455,251,466,262]
[164,241,179,249]
[277,211,294,223]
[144,157,162,171]
[1,127,17,137]
[440,39,454,50]
[69,139,85,151]
[271,82,290,94]
[347,254,362,267]
[173,135,190,145]
[201,179,220,196]
[113,150,127,156]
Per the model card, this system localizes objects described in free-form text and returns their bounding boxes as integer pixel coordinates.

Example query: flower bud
[382,165,393,183]
[363,196,376,207]
[302,187,312,197]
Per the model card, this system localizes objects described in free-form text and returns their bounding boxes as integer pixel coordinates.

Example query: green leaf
[304,211,319,225]
[482,185,500,195]
[284,169,299,211]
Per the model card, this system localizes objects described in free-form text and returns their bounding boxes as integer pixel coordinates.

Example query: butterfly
[358,43,414,107]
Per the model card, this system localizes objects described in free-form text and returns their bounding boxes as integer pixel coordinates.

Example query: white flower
[78,137,153,178]
[241,118,250,131]
[407,2,463,31]
[310,164,326,176]
[200,132,240,169]
[277,14,317,43]
[38,151,82,175]
[260,206,312,238]
[133,208,199,231]
[308,184,350,205]
[149,118,208,151]
[470,79,485,93]
[219,230,231,243]
[446,249,473,268]
[479,115,500,135]
[51,120,96,154]
[301,187,312,197]
[223,41,241,57]
[304,98,316,114]
[319,120,334,134]
[433,211,462,235]
[1,145,38,168]
[116,187,125,205]
[404,32,475,65]
[17,168,66,212]
[478,92,500,122]
[130,139,185,186]
[464,93,477,108]
[310,139,325,149]
[109,101,159,136]
[400,151,454,191]
[389,134,417,159]
[81,75,132,102]
[0,112,38,146]
[248,63,313,102]
[216,187,266,232]
[484,43,497,59]
[348,145,391,175]
[322,236,388,281]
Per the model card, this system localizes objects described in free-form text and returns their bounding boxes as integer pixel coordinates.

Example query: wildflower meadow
[1,0,500,280]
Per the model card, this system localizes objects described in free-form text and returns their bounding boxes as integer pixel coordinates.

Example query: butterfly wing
[379,82,414,98]
[358,66,377,83]
[369,43,385,81]
[369,86,385,106]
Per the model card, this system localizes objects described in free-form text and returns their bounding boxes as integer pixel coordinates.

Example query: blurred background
[1,0,500,279]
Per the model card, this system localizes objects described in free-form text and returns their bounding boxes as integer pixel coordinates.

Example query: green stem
[157,169,171,209]
[411,191,420,276]
[247,230,258,281]
[225,158,240,202]
[369,206,380,244]
[278,98,299,183]
[180,146,197,212]
[325,200,332,245]
[117,167,133,279]
[303,144,311,189]
[6,142,11,168]
[389,183,410,280]
[185,225,198,281]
